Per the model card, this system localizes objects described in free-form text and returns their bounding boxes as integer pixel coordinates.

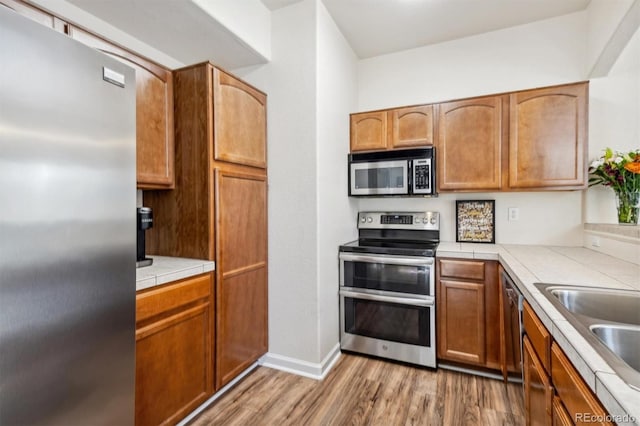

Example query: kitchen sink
[549,287,640,326]
[535,283,640,391]
[591,325,640,373]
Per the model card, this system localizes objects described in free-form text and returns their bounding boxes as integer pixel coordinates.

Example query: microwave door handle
[339,253,434,266]
[340,290,433,307]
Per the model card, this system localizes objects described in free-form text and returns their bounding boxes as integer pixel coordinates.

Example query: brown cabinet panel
[551,343,613,426]
[524,301,551,374]
[437,258,500,370]
[135,274,213,426]
[437,279,486,364]
[350,111,388,152]
[523,336,553,426]
[509,83,587,189]
[215,170,268,389]
[552,396,573,426]
[437,95,505,191]
[68,26,175,189]
[439,259,485,281]
[216,267,268,389]
[213,68,267,169]
[390,105,434,148]
[0,0,66,32]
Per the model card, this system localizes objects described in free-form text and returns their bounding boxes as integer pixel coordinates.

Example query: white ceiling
[66,0,591,68]
[320,0,591,59]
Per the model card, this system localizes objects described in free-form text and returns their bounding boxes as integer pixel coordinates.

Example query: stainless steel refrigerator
[0,6,136,425]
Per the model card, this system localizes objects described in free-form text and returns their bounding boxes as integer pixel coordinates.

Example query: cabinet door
[390,105,434,148]
[68,26,175,189]
[551,343,613,426]
[350,111,388,152]
[212,68,267,169]
[552,396,572,426]
[0,0,66,32]
[509,83,587,189]
[523,336,553,426]
[215,169,268,389]
[437,279,486,365]
[135,275,213,426]
[437,96,505,191]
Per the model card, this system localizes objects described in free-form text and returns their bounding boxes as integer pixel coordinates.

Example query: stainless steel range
[339,211,439,367]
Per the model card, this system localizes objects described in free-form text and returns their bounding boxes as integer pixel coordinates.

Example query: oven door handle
[340,290,433,307]
[339,252,434,266]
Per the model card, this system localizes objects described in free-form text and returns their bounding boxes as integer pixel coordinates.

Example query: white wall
[316,0,358,360]
[234,0,358,370]
[585,26,640,223]
[586,0,636,76]
[357,12,590,245]
[357,12,587,111]
[234,0,320,363]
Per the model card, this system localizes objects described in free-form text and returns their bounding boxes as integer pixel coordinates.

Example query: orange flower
[624,161,640,174]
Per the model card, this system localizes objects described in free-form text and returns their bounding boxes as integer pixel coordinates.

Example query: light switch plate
[508,207,519,221]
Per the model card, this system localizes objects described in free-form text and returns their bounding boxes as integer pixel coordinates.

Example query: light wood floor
[191,353,525,426]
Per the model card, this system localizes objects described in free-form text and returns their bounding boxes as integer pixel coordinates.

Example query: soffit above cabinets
[66,0,270,69]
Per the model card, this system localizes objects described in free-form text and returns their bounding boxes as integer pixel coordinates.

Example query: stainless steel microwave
[348,148,436,196]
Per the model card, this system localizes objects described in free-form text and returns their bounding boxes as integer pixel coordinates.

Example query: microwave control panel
[412,158,432,194]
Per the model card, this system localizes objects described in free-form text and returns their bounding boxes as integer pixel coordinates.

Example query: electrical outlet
[591,237,601,247]
[508,207,519,221]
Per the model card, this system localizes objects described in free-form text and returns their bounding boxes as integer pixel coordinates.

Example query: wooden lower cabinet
[436,258,500,370]
[523,301,614,426]
[135,273,213,426]
[551,343,613,426]
[552,396,573,426]
[523,335,553,425]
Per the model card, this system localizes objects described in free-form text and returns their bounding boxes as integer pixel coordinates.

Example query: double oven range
[339,211,439,368]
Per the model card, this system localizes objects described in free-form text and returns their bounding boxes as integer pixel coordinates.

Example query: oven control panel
[358,211,439,230]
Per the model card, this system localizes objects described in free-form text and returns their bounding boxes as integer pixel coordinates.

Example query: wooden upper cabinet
[68,26,175,189]
[212,68,267,169]
[390,105,434,148]
[0,0,66,32]
[350,111,388,152]
[509,83,587,189]
[437,96,505,191]
[351,105,434,152]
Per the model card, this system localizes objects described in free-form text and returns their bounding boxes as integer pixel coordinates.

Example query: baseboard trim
[259,343,341,380]
[176,361,259,426]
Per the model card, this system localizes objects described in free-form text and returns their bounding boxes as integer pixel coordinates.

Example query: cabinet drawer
[439,259,485,281]
[136,273,212,323]
[551,343,613,426]
[523,301,551,374]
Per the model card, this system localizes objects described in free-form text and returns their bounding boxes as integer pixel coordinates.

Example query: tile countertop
[135,256,215,292]
[437,242,640,425]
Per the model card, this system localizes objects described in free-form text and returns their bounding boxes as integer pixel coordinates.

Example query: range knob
[430,217,437,224]
[367,217,373,223]
[360,216,366,223]
[423,218,429,224]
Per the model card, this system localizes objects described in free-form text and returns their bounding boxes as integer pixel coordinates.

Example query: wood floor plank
[190,353,525,426]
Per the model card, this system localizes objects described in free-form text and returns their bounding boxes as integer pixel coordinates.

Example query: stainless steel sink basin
[549,287,640,326]
[535,283,640,391]
[591,325,640,373]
